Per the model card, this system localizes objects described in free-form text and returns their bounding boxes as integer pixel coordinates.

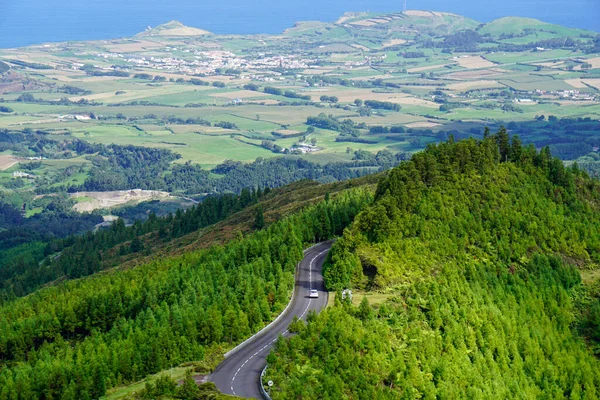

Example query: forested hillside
[265,130,600,399]
[0,187,372,399]
[0,187,269,301]
[0,171,381,303]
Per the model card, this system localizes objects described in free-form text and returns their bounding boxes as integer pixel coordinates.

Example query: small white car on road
[309,289,319,298]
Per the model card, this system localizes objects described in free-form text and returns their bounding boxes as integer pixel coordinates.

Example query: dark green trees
[254,206,265,230]
[0,188,372,399]
[266,130,600,399]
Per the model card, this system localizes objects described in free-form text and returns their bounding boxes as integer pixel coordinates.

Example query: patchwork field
[0,9,597,200]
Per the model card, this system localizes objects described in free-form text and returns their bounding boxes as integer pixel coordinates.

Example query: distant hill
[136,20,211,37]
[478,16,591,37]
[337,10,480,34]
[281,10,482,48]
[285,10,480,38]
[278,10,598,53]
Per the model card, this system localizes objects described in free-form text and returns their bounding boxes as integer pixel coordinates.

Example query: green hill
[0,174,377,399]
[264,131,600,398]
[338,10,480,34]
[136,20,211,37]
[478,16,592,37]
[282,10,480,42]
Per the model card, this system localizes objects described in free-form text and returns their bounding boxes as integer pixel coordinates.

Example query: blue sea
[0,0,598,48]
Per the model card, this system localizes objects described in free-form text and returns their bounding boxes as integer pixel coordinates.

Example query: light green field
[0,9,597,182]
[485,50,578,64]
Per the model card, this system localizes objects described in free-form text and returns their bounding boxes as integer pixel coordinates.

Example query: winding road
[211,241,332,399]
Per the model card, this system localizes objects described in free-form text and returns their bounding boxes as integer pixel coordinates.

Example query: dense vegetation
[0,129,393,264]
[83,145,180,192]
[82,148,396,194]
[0,187,269,301]
[0,129,397,197]
[0,196,102,250]
[0,188,372,399]
[265,131,600,399]
[505,117,600,161]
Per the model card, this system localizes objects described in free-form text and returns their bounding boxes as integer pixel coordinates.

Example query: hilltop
[265,130,600,399]
[136,20,211,37]
[282,10,596,46]
[283,9,481,42]
[478,16,589,37]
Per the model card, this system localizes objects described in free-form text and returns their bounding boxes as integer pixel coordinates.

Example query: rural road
[211,241,332,399]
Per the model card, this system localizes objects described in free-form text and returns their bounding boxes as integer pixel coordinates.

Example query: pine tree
[510,134,523,163]
[130,237,143,253]
[254,206,265,230]
[496,126,510,162]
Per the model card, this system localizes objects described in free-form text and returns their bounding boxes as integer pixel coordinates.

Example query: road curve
[211,241,332,399]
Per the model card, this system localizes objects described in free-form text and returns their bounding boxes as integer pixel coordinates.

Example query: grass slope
[478,16,591,37]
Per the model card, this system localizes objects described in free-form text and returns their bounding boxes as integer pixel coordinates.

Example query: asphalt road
[211,241,332,399]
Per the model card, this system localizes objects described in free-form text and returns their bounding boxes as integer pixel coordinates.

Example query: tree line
[0,187,270,301]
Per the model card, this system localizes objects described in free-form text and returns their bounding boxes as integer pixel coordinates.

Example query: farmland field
[0,9,598,208]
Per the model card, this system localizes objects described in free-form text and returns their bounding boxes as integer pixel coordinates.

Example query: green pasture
[478,17,588,37]
[485,50,579,64]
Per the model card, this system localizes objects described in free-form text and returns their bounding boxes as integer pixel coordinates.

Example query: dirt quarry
[71,189,173,212]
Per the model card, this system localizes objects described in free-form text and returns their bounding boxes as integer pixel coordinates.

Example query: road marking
[229,247,329,395]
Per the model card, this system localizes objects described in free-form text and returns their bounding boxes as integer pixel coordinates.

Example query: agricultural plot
[0,10,598,202]
[454,55,496,69]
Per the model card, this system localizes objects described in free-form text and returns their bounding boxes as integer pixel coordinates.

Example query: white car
[309,289,319,298]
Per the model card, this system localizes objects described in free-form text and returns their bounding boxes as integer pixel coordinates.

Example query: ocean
[0,0,598,48]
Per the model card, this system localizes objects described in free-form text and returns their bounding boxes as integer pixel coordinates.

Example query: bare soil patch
[565,79,587,88]
[455,56,496,69]
[582,57,600,69]
[405,121,442,128]
[407,64,450,73]
[382,39,407,48]
[0,70,48,94]
[0,155,20,170]
[390,96,439,108]
[71,189,173,212]
[582,79,600,90]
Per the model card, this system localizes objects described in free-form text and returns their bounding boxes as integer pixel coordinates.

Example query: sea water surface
[0,0,598,48]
